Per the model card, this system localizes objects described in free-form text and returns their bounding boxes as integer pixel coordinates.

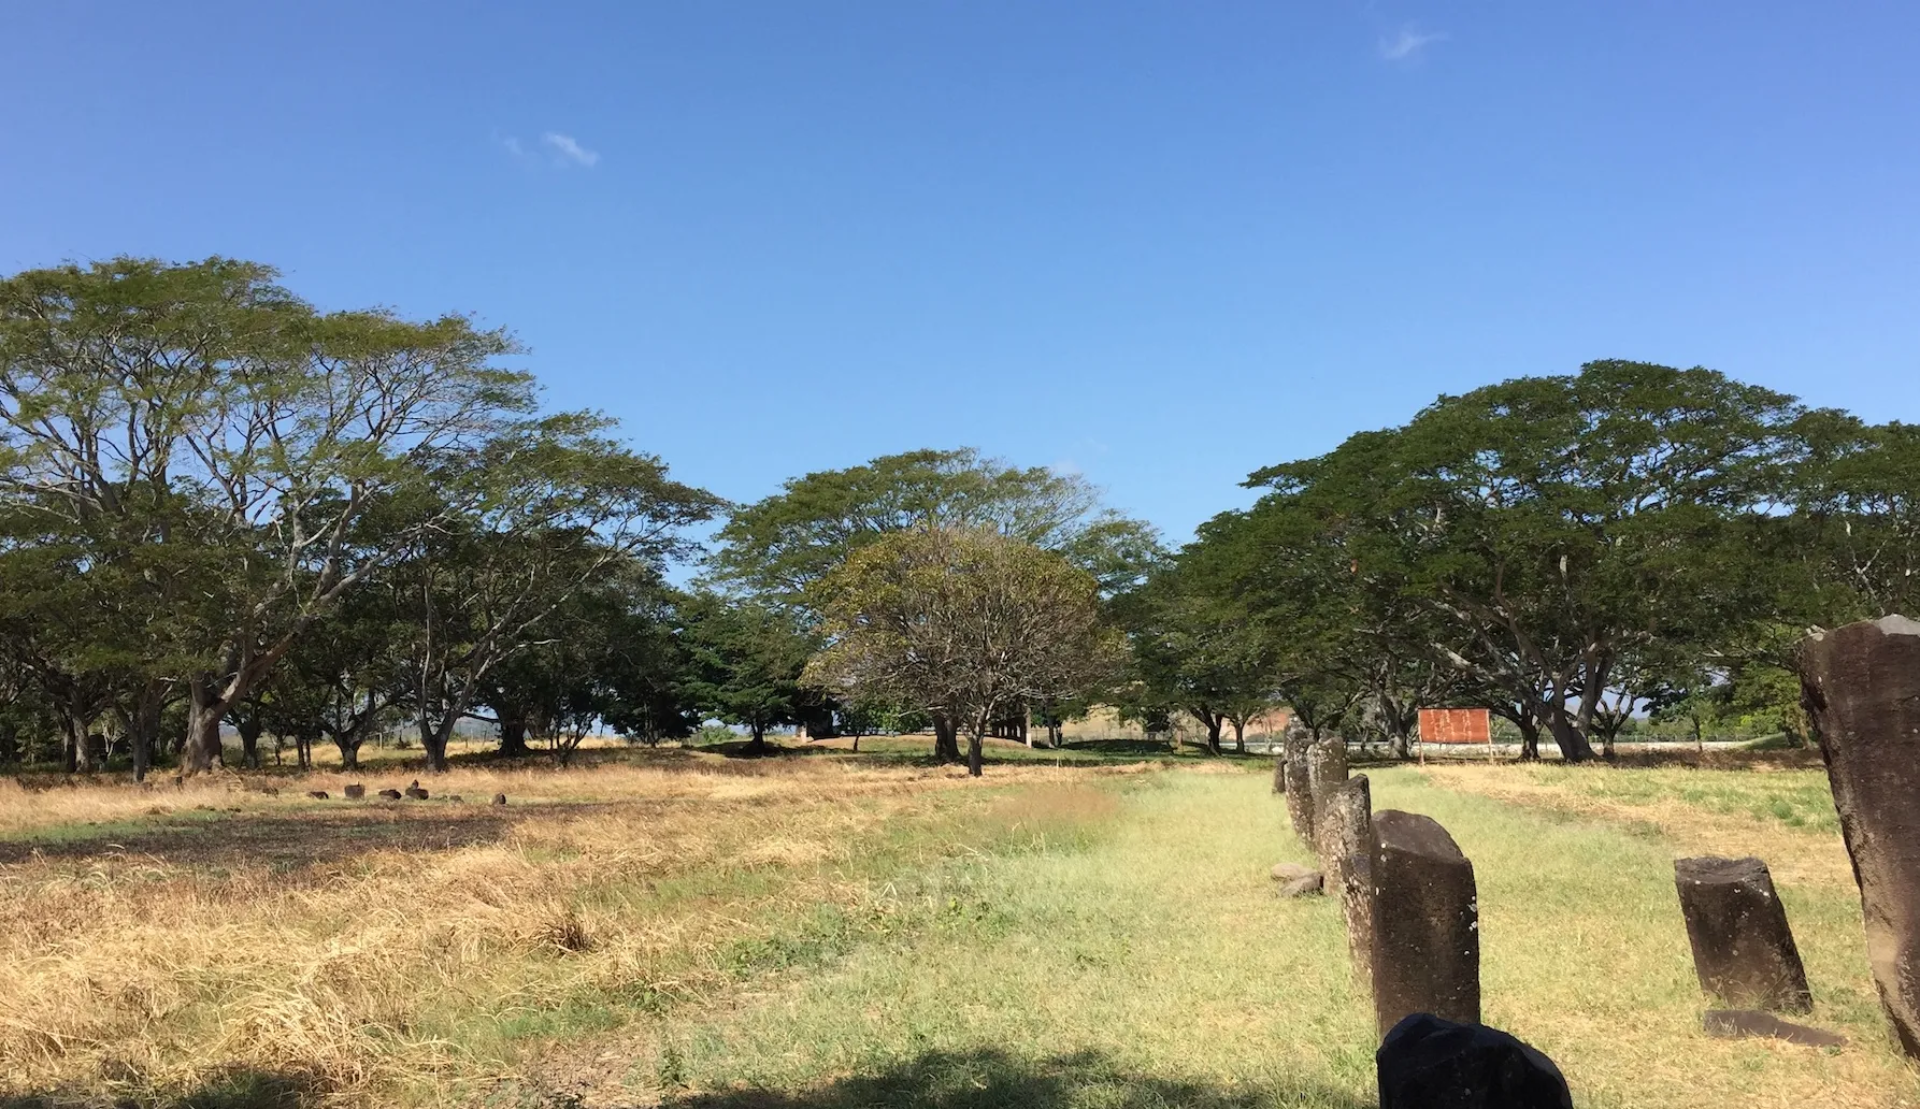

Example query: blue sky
[4,3,1917,547]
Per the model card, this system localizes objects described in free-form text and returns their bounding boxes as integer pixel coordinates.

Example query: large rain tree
[1249,360,1815,763]
[804,526,1122,776]
[711,448,1158,758]
[710,447,1161,604]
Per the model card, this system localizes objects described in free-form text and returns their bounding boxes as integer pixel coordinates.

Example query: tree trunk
[1545,707,1596,763]
[747,722,767,753]
[422,724,452,773]
[1205,714,1223,756]
[1517,717,1541,762]
[237,718,263,770]
[122,681,165,783]
[62,716,82,775]
[333,732,363,771]
[1232,718,1245,754]
[180,678,227,776]
[1022,710,1032,748]
[967,733,984,778]
[933,714,961,763]
[498,714,531,758]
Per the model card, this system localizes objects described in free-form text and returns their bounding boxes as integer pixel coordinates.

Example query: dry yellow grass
[6,754,1918,1109]
[0,755,1155,1106]
[1423,762,1858,890]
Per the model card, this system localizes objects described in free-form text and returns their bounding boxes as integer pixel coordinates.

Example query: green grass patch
[1517,764,1842,834]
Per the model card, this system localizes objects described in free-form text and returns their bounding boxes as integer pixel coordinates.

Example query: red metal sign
[1419,707,1491,745]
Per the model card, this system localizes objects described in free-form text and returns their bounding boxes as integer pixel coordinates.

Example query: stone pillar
[1371,810,1480,1035]
[1800,615,1920,1057]
[1673,856,1812,1012]
[1307,734,1350,811]
[1282,722,1315,846]
[1320,774,1374,982]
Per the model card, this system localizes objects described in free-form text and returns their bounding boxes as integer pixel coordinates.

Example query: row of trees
[0,258,819,776]
[0,258,1160,779]
[4,259,1914,778]
[1131,361,1918,762]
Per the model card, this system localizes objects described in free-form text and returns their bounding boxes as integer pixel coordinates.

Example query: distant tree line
[2,260,1914,777]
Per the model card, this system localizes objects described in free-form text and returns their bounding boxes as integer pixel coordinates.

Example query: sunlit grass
[1,753,1913,1108]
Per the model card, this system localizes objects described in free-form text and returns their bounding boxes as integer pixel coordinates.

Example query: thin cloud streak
[1379,24,1446,61]
[541,132,600,167]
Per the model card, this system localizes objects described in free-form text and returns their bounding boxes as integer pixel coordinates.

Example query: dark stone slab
[1282,722,1316,846]
[1674,855,1812,1012]
[1703,1009,1848,1048]
[1377,1012,1572,1109]
[1800,615,1920,1057]
[1372,810,1480,1035]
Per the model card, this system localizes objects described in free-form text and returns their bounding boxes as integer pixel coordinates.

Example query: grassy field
[0,747,1914,1108]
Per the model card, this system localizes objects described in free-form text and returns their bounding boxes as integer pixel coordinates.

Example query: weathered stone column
[1673,856,1812,1012]
[1320,774,1374,981]
[1801,615,1920,1057]
[1371,810,1480,1035]
[1307,733,1349,809]
[1282,721,1316,846]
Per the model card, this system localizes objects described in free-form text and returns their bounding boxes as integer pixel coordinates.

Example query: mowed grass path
[549,765,1918,1109]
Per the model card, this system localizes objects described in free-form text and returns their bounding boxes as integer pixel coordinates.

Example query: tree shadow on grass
[0,1066,325,1108]
[659,1048,1371,1109]
[0,800,595,873]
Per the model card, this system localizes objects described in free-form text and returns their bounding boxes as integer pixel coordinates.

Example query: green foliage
[709,448,1161,605]
[677,593,815,746]
[1228,360,1821,761]
[805,527,1123,775]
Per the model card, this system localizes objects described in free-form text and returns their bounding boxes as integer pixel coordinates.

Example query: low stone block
[1674,855,1812,1012]
[1377,1012,1572,1109]
[1272,862,1316,882]
[1279,872,1324,898]
[343,783,365,800]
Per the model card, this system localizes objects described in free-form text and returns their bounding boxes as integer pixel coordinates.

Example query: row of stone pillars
[1273,614,1920,1069]
[1278,722,1481,1035]
[1678,614,1920,1053]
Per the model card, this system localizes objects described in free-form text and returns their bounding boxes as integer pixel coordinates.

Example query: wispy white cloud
[1379,23,1446,61]
[499,134,529,160]
[541,132,600,168]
